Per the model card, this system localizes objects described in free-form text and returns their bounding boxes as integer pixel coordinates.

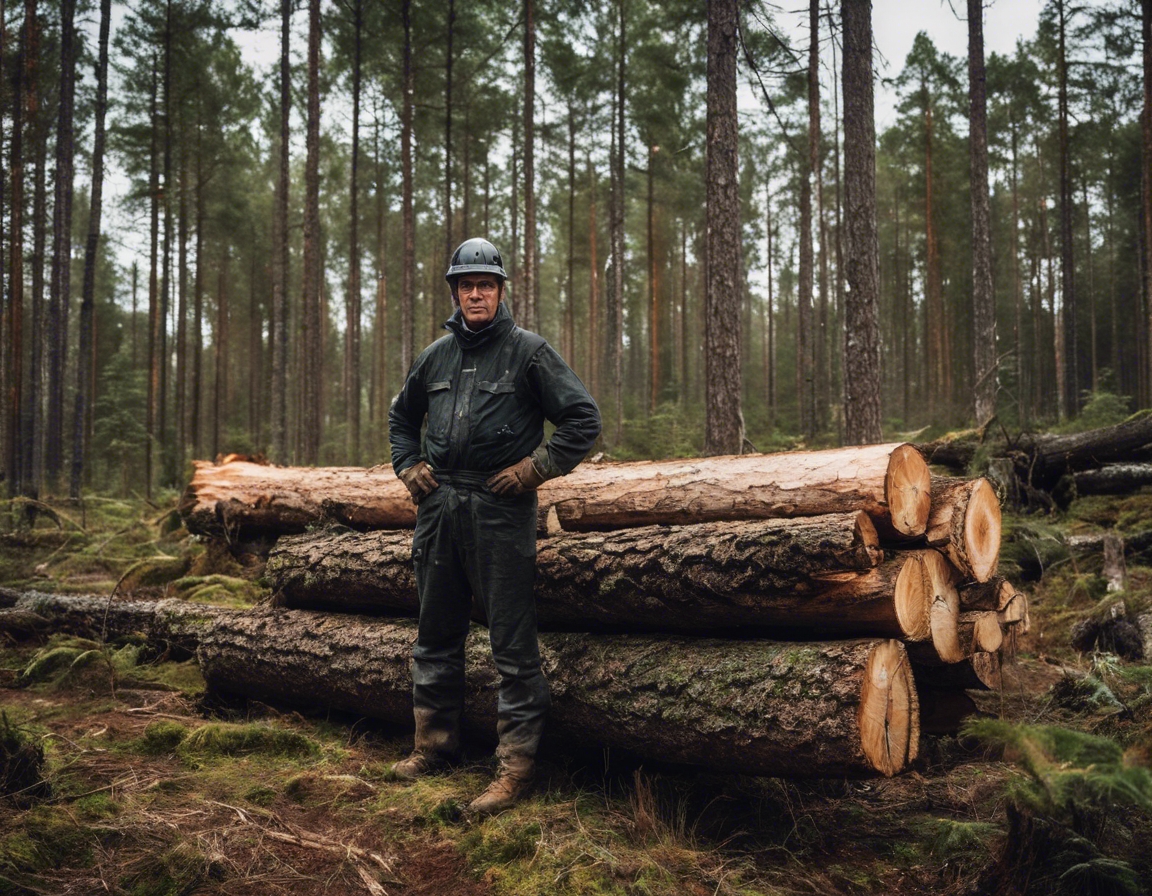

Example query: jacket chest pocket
[425,380,452,433]
[475,380,518,437]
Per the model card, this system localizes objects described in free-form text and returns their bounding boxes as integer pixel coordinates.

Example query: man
[388,237,601,815]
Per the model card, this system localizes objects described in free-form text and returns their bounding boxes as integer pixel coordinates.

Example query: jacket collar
[444,301,514,350]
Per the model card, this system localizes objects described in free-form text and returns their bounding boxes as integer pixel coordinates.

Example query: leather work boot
[466,754,535,816]
[391,749,449,781]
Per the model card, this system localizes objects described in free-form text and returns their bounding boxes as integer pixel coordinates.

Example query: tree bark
[522,0,537,333]
[146,55,160,497]
[70,0,110,498]
[968,0,996,426]
[609,0,626,447]
[1056,0,1078,416]
[400,0,415,377]
[1142,0,1152,400]
[270,0,290,462]
[46,0,77,488]
[300,0,322,465]
[703,0,743,455]
[346,0,363,465]
[924,476,1001,583]
[179,442,932,540]
[199,608,920,778]
[1068,463,1152,497]
[841,0,882,445]
[266,513,910,635]
[797,0,817,440]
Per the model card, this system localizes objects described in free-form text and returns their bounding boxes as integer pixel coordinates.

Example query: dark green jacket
[389,302,601,478]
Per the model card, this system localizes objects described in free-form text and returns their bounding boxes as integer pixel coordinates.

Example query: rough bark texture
[300,0,322,464]
[841,0,882,445]
[11,592,234,656]
[968,0,996,426]
[704,0,743,455]
[180,444,931,540]
[267,514,904,635]
[197,607,919,778]
[924,477,1001,582]
[959,577,1017,612]
[1068,463,1152,497]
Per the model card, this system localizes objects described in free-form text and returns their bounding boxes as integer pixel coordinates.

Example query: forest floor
[1,490,1152,895]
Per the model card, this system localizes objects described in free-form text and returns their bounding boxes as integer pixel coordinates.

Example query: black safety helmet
[445,238,508,283]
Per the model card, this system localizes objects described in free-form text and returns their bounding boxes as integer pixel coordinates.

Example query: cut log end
[925,550,963,663]
[858,640,920,777]
[886,444,932,538]
[963,479,1002,583]
[894,553,931,641]
[853,511,883,565]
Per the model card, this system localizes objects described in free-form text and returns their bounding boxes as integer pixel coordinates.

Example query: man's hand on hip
[399,460,439,504]
[487,456,546,496]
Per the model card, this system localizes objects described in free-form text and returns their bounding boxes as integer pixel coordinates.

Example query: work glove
[398,460,439,504]
[487,456,547,497]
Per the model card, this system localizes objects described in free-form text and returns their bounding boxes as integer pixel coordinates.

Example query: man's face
[455,276,502,327]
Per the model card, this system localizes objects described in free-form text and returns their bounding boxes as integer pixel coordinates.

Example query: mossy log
[179,443,931,540]
[197,606,920,778]
[925,477,1001,582]
[11,591,234,656]
[266,514,935,637]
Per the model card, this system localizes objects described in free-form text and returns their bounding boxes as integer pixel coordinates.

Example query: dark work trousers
[410,472,550,761]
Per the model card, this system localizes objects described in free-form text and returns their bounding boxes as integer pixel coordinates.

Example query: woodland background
[1,0,1151,499]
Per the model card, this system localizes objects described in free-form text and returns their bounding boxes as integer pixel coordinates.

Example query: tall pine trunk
[346,0,363,464]
[146,57,160,497]
[270,0,290,461]
[46,0,76,488]
[443,0,454,270]
[647,139,658,414]
[969,0,995,426]
[797,0,817,440]
[588,159,599,400]
[703,0,743,456]
[70,0,110,498]
[609,0,626,447]
[300,0,322,464]
[1056,0,1077,417]
[1143,0,1152,403]
[522,0,537,333]
[841,0,882,444]
[400,0,414,377]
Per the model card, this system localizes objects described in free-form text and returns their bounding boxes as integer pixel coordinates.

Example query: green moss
[74,792,121,820]
[169,574,268,608]
[176,722,319,764]
[120,841,223,896]
[126,660,205,697]
[0,806,94,876]
[243,784,278,806]
[119,556,191,592]
[138,721,189,755]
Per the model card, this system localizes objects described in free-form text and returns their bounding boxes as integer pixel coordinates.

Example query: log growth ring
[885,444,932,537]
[963,478,1002,583]
[858,639,920,777]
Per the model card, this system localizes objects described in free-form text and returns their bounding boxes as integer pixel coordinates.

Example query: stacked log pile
[157,442,1028,779]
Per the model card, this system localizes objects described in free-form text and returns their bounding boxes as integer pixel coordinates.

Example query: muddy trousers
[410,476,549,761]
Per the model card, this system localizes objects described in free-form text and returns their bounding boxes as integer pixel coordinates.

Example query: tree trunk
[202,608,921,778]
[70,0,109,498]
[609,0,626,447]
[704,0,743,455]
[400,0,414,377]
[797,0,817,440]
[841,0,882,445]
[179,442,932,540]
[1143,0,1152,398]
[146,56,160,497]
[5,0,29,498]
[1056,0,1078,416]
[265,513,924,636]
[270,0,290,462]
[924,476,1001,582]
[968,0,995,426]
[46,0,76,488]
[588,160,599,399]
[1069,463,1152,497]
[522,0,537,333]
[346,0,363,465]
[300,0,322,465]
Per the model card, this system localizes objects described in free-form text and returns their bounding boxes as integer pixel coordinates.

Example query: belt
[432,470,497,489]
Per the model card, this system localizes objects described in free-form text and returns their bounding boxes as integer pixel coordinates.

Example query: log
[997,592,1028,627]
[12,591,235,656]
[0,608,50,641]
[179,443,932,540]
[923,550,963,663]
[196,605,920,778]
[267,515,930,638]
[925,477,1001,582]
[959,577,1017,612]
[1069,463,1152,497]
[1022,412,1152,485]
